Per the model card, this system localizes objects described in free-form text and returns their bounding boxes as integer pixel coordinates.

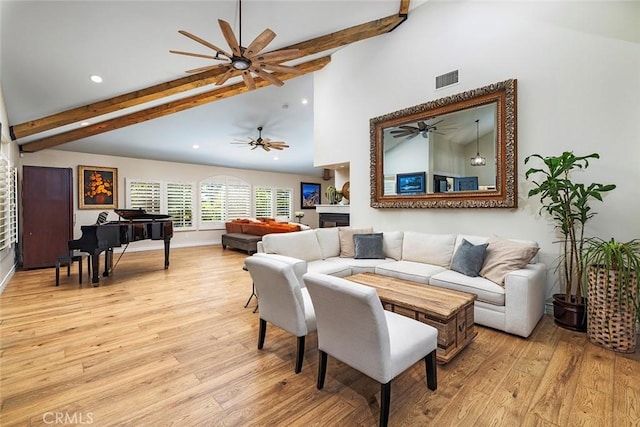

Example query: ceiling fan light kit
[170,0,300,91]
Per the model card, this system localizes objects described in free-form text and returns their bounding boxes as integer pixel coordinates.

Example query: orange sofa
[222,218,301,254]
[225,218,301,236]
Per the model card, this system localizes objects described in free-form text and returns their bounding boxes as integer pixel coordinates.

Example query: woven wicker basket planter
[587,266,638,353]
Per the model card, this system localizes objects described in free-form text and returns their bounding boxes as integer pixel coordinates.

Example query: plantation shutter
[167,183,193,228]
[254,187,273,218]
[227,183,251,220]
[200,176,250,227]
[128,180,161,213]
[275,188,292,218]
[0,157,10,250]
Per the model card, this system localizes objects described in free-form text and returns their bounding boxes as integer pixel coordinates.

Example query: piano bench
[55,251,91,286]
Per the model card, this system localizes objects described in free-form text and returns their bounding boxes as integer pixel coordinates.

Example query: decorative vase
[552,294,587,332]
[94,194,107,204]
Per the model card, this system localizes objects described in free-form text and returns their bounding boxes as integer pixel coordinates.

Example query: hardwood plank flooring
[1,246,639,426]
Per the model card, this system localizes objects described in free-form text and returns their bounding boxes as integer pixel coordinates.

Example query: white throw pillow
[315,227,340,259]
[261,230,322,262]
[402,232,457,267]
[382,231,404,260]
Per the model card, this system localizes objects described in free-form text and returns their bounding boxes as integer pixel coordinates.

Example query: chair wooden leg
[425,349,437,391]
[258,318,267,349]
[295,336,305,374]
[380,382,391,427]
[317,350,328,389]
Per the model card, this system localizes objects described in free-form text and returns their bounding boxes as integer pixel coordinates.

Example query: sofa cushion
[315,227,340,259]
[307,260,352,277]
[261,229,322,262]
[338,227,374,257]
[382,231,403,261]
[430,270,505,305]
[374,260,447,285]
[450,238,489,277]
[326,256,393,274]
[353,233,385,259]
[479,237,540,285]
[402,232,457,268]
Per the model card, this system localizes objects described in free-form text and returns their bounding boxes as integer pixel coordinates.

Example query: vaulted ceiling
[1,0,421,175]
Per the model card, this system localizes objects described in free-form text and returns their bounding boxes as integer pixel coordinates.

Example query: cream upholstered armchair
[303,272,438,427]
[244,256,316,373]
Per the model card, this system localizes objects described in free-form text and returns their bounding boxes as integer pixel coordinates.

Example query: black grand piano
[69,209,173,285]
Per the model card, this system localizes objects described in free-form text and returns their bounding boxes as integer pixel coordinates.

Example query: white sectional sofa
[255,227,546,338]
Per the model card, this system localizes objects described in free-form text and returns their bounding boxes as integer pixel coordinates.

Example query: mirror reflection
[369,79,517,208]
[383,103,497,195]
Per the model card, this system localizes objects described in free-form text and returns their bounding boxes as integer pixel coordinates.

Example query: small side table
[242,264,258,313]
[55,250,90,286]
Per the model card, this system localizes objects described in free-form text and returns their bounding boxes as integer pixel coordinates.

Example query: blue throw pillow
[353,233,385,259]
[450,238,489,277]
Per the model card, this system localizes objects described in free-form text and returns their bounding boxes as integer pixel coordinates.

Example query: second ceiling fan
[170,0,301,90]
[231,126,290,151]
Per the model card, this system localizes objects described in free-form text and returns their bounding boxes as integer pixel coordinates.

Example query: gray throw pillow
[353,233,385,259]
[450,238,489,277]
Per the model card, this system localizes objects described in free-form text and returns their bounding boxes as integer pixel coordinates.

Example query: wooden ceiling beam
[20,56,331,153]
[11,13,407,140]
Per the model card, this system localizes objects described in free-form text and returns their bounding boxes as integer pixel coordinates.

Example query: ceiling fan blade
[263,146,271,151]
[185,64,225,74]
[218,19,242,57]
[255,49,300,63]
[169,50,222,60]
[242,71,256,90]
[259,63,303,75]
[215,68,235,85]
[251,145,258,150]
[245,28,276,57]
[390,130,416,136]
[178,30,232,58]
[250,67,284,87]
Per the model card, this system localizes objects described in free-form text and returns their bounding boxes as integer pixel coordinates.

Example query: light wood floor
[1,246,639,426]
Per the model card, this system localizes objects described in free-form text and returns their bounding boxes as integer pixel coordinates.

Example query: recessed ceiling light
[192,144,199,149]
[90,74,103,83]
[301,98,308,105]
[273,156,279,161]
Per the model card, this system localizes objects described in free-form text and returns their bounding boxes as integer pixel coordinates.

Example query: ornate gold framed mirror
[370,79,517,208]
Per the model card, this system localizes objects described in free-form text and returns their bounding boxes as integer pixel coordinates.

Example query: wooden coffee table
[346,273,478,364]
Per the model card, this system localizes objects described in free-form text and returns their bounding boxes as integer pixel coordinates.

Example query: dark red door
[22,166,73,269]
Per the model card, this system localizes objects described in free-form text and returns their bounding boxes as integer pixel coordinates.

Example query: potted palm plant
[582,237,640,352]
[525,152,616,331]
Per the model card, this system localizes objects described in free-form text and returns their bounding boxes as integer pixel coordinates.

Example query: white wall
[314,2,640,301]
[19,150,326,253]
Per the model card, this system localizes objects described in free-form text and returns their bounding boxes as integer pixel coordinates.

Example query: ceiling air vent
[435,70,459,90]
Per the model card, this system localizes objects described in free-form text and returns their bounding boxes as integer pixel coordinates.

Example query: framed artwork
[396,172,426,195]
[454,176,479,191]
[78,165,118,210]
[301,182,321,209]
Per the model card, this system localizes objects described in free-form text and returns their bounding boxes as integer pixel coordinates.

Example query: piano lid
[114,209,171,221]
